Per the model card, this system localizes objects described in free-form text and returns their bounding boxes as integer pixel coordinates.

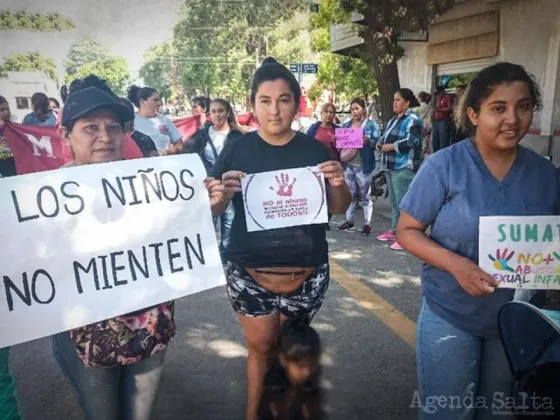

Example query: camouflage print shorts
[225,262,330,319]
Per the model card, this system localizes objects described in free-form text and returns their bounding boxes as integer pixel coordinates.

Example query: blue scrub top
[400,139,560,337]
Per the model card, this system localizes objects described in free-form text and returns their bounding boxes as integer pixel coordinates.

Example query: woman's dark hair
[278,316,321,363]
[31,92,50,122]
[250,56,301,109]
[63,75,122,131]
[127,85,158,108]
[48,97,60,108]
[456,62,542,137]
[192,96,210,113]
[396,88,420,108]
[350,97,367,111]
[418,91,431,104]
[60,85,68,104]
[0,95,7,105]
[210,98,238,129]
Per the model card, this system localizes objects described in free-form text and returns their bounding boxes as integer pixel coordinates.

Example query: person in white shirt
[127,85,183,155]
[186,98,242,262]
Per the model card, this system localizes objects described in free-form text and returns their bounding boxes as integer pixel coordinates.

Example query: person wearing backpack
[336,98,380,236]
[186,98,242,262]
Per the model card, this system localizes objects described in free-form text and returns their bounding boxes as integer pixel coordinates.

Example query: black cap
[62,87,135,127]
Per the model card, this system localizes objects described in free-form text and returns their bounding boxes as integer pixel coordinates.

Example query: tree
[0,10,74,31]
[64,37,131,95]
[336,0,455,122]
[167,0,309,101]
[139,43,174,99]
[310,1,377,104]
[70,57,131,96]
[0,52,57,81]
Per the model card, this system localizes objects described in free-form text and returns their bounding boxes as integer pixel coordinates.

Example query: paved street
[10,199,423,420]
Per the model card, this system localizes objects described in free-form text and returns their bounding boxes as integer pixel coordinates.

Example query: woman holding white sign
[212,57,351,420]
[51,76,226,420]
[396,63,560,419]
[336,98,380,236]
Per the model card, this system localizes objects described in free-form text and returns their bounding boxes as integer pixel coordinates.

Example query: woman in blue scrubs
[397,62,560,419]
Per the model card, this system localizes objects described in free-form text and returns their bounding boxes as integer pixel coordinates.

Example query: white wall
[500,0,560,162]
[397,42,432,96]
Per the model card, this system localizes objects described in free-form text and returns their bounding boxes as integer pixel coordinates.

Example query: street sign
[289,64,301,73]
[301,63,318,74]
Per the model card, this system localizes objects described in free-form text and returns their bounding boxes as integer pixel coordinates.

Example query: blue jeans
[214,202,234,262]
[431,120,452,152]
[415,299,514,419]
[52,332,167,420]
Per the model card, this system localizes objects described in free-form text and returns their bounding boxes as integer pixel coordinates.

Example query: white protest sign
[479,216,560,289]
[241,166,328,232]
[0,154,224,349]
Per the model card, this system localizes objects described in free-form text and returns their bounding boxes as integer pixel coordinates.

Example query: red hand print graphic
[270,172,297,197]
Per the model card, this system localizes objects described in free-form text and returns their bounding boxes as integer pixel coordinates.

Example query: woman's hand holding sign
[204,177,226,216]
[319,161,351,215]
[222,170,246,200]
[319,161,344,187]
[450,257,498,296]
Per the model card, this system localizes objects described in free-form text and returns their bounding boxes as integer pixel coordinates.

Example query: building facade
[331,0,560,162]
[0,71,60,123]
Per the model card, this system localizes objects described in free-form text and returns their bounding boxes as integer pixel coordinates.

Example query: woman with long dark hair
[127,85,183,155]
[211,57,351,420]
[22,92,56,127]
[376,88,424,250]
[397,62,559,419]
[186,98,242,262]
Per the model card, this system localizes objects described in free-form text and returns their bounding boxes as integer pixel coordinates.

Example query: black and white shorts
[225,262,330,319]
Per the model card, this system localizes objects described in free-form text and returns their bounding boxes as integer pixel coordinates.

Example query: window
[15,97,29,110]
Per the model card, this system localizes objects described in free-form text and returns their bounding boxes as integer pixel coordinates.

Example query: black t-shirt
[212,131,332,268]
[131,130,158,157]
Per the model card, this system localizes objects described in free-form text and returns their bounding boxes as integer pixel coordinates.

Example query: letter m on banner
[3,123,65,174]
[24,133,56,158]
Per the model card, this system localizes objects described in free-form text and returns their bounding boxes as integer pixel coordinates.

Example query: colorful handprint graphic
[270,172,297,197]
[488,249,515,272]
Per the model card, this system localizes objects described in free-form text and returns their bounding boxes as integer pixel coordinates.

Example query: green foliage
[0,52,57,81]
[64,37,130,96]
[0,10,75,31]
[140,0,312,103]
[139,43,174,99]
[310,0,377,102]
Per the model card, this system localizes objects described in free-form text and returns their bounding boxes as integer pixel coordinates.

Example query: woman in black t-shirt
[212,57,351,420]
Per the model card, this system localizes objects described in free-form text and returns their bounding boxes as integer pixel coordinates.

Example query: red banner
[3,114,201,176]
[173,114,201,138]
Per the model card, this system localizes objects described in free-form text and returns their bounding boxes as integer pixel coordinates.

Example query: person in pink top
[306,103,340,161]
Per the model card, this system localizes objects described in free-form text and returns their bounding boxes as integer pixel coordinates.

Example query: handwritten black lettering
[74,258,99,294]
[3,269,55,311]
[167,238,184,273]
[31,269,56,304]
[160,171,180,201]
[139,168,162,203]
[61,181,85,215]
[11,190,39,223]
[128,248,149,281]
[101,177,126,208]
[37,185,60,218]
[3,273,31,311]
[98,255,112,290]
[184,234,205,269]
[110,251,127,287]
[121,175,142,206]
[179,169,195,201]
[149,242,164,276]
